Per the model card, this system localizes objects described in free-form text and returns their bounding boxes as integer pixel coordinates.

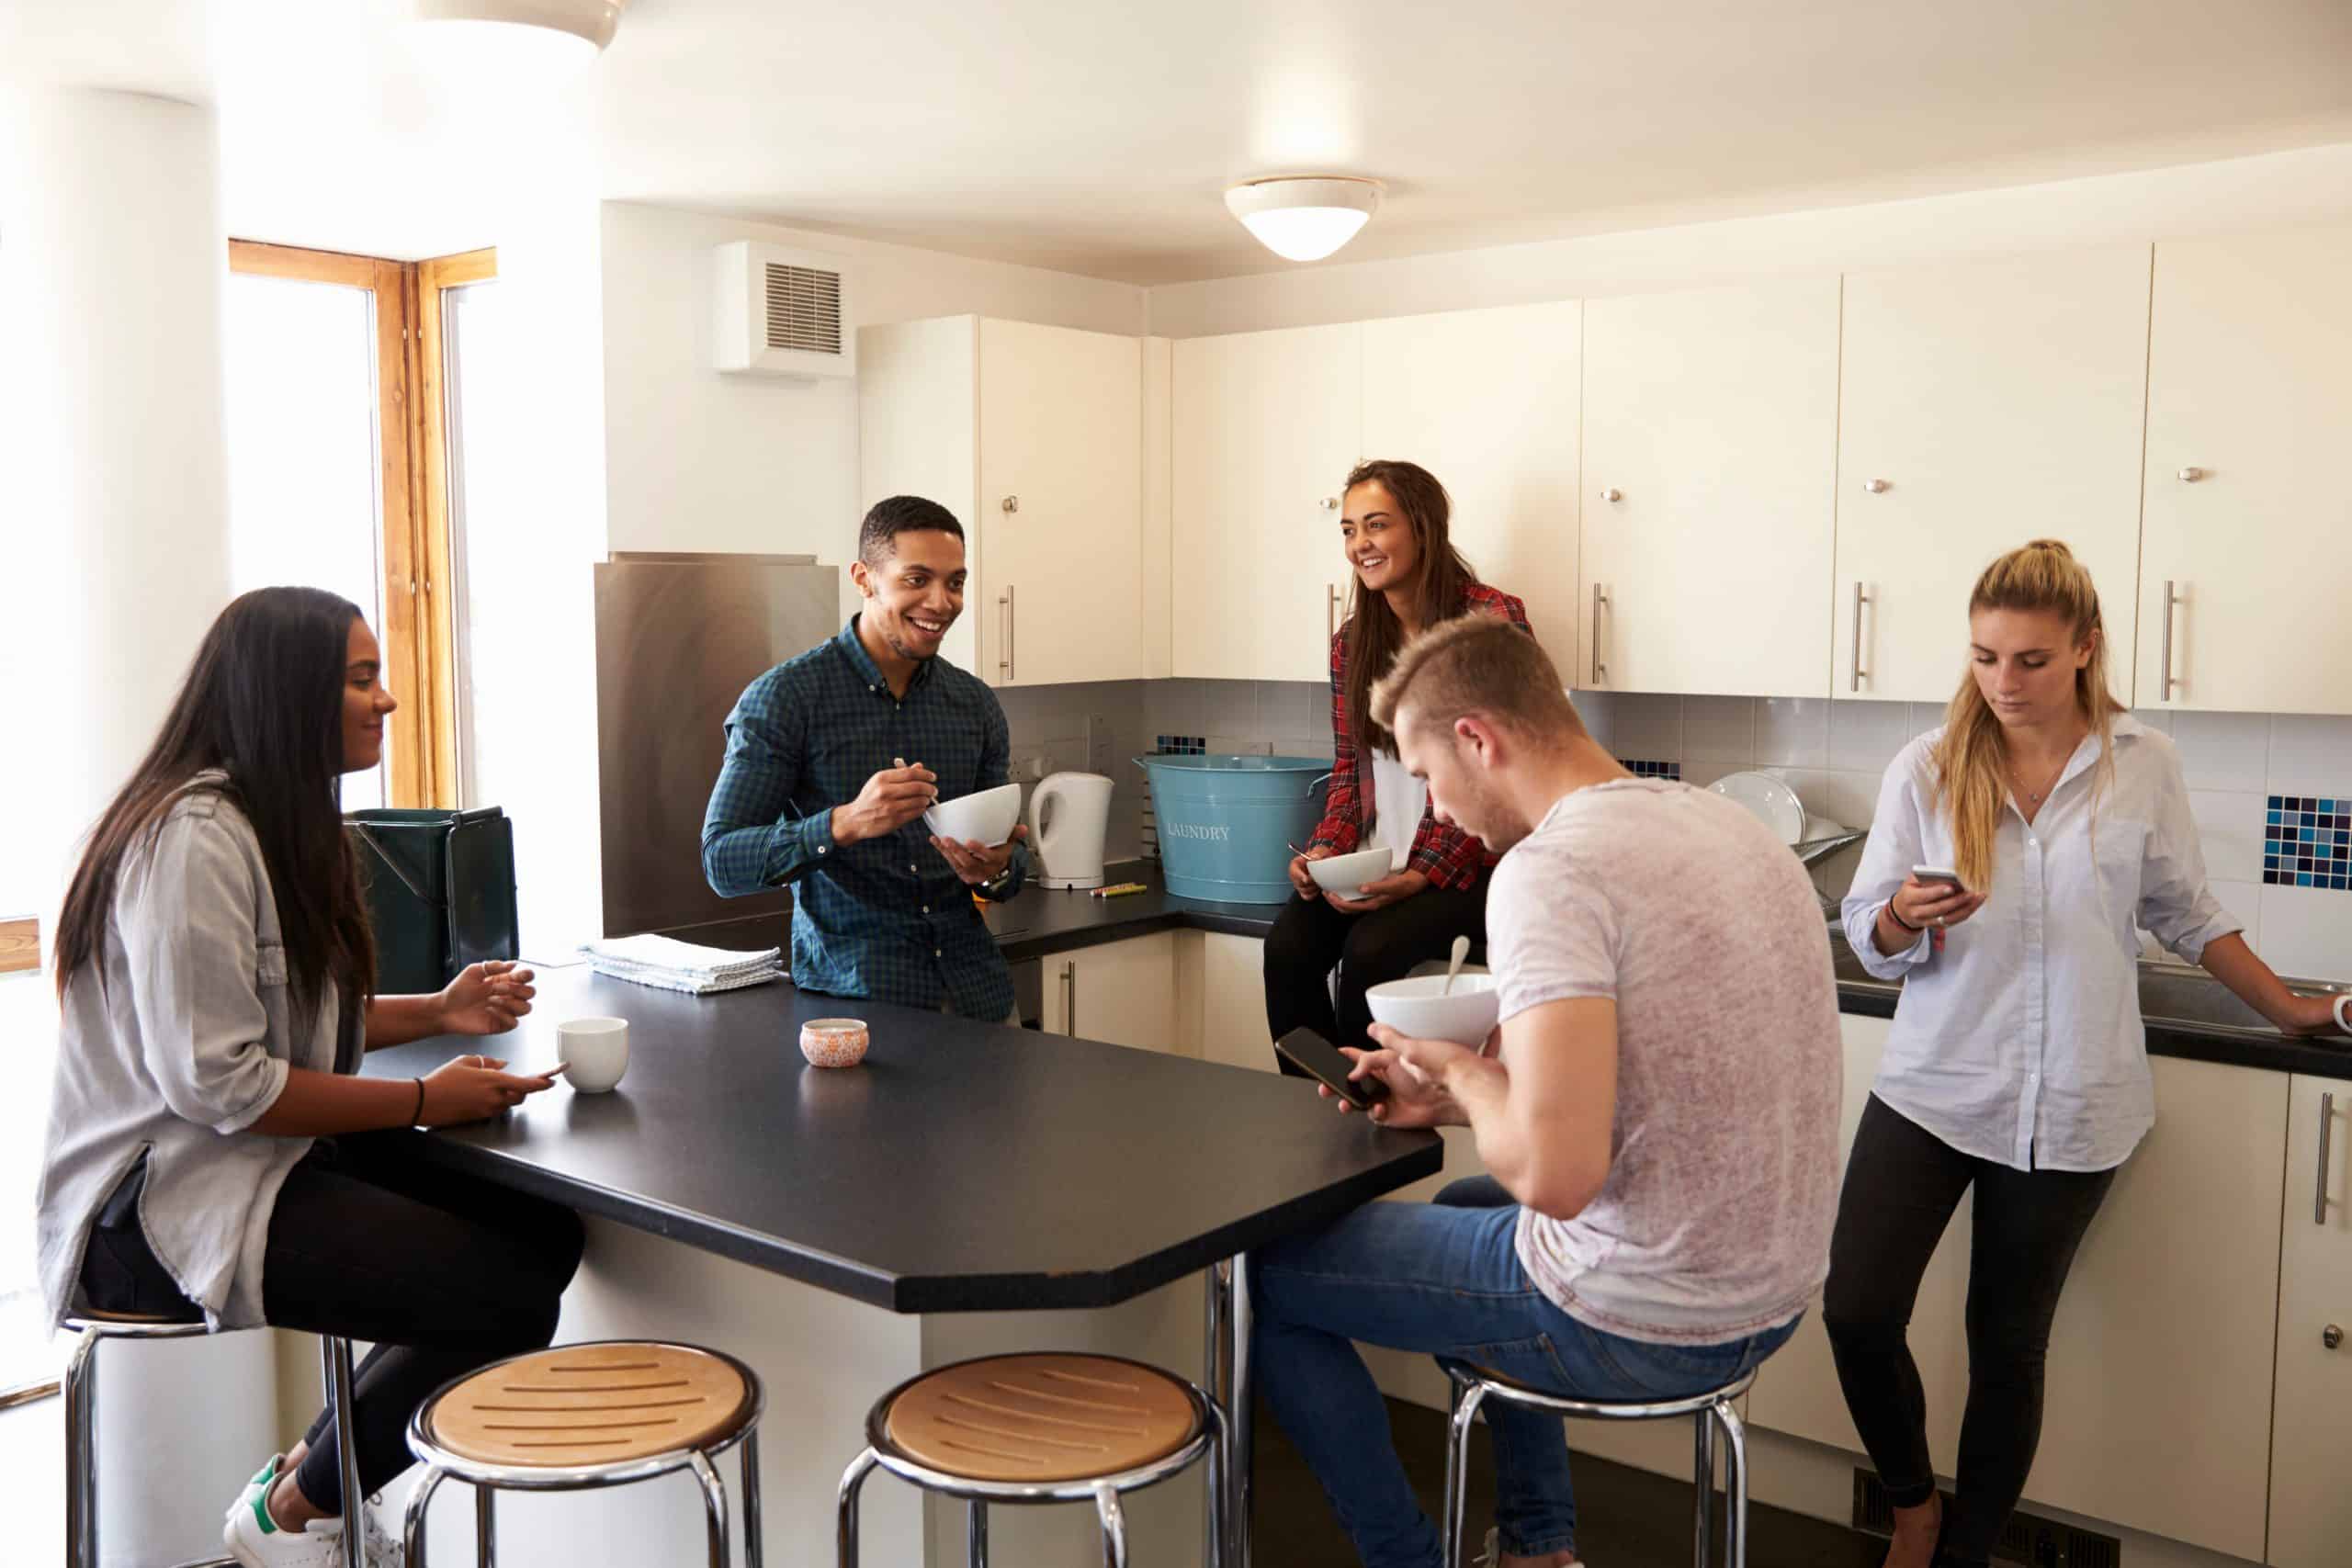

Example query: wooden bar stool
[835,1352,1227,1568]
[401,1341,764,1568]
[62,1304,366,1568]
[1441,1362,1758,1568]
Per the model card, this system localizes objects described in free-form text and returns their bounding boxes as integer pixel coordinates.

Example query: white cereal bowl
[922,783,1022,847]
[1306,846,1396,897]
[557,1017,629,1093]
[1364,974,1501,1046]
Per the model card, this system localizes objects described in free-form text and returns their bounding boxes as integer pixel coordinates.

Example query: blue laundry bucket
[1136,754,1332,904]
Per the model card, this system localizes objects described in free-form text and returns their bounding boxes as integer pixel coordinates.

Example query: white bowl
[1364,973,1501,1046]
[557,1017,629,1093]
[922,782,1022,846]
[1306,846,1396,897]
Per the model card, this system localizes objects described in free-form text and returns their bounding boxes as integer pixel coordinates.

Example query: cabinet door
[1193,932,1278,1074]
[1361,304,1582,674]
[1578,277,1839,697]
[858,316,981,671]
[1171,324,1363,682]
[2270,1077,2352,1567]
[1835,246,2151,705]
[977,320,1145,687]
[2029,1055,2284,1561]
[2141,222,2352,716]
[1040,933,1183,1055]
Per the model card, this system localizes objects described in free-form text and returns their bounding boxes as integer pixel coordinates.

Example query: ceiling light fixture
[413,0,626,67]
[1223,175,1385,263]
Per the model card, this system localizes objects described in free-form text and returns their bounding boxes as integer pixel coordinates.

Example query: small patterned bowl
[799,1018,869,1068]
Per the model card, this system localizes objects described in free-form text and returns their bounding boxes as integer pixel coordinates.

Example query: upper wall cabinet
[1578,276,1840,697]
[1361,303,1582,677]
[1171,323,1363,682]
[2139,221,2352,716]
[859,315,1145,686]
[1834,246,2152,705]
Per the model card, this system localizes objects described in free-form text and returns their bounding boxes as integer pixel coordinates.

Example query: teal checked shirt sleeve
[701,616,1026,1021]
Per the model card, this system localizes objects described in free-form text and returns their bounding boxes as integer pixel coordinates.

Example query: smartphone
[1274,1026,1389,1110]
[1912,864,1964,886]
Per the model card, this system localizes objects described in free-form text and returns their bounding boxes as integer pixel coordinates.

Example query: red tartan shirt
[1306,582,1533,890]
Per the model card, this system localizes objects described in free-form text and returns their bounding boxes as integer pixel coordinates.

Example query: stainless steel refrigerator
[594,551,841,950]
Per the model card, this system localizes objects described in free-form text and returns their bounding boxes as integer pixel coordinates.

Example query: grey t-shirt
[1493,779,1843,1345]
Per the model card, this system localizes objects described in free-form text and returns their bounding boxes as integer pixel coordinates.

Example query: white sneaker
[225,1454,282,1524]
[356,1493,403,1568]
[222,1492,349,1568]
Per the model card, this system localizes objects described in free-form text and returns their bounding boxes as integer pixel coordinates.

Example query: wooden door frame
[225,240,492,808]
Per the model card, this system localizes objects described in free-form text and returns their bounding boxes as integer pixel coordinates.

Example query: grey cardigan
[36,780,340,1330]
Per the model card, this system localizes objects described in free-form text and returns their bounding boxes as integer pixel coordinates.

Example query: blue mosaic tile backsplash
[2266,795,2351,890]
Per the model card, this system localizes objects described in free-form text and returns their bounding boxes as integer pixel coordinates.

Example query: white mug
[558,1017,629,1093]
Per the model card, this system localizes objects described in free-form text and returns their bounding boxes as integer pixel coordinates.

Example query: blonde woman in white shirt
[1827,539,2342,1568]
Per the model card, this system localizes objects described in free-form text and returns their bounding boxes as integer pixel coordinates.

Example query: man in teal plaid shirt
[701,496,1029,1021]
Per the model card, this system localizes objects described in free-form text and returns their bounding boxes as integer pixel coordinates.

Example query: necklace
[2008,753,2070,805]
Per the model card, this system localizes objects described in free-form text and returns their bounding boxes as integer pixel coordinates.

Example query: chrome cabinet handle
[997,584,1016,682]
[2176,467,2206,483]
[1850,581,1870,694]
[1061,960,1077,1037]
[1863,478,1890,494]
[1319,496,1340,510]
[1589,583,1609,684]
[1001,494,1019,513]
[2319,1091,2335,1227]
[2326,1325,2344,1351]
[1599,487,1623,503]
[1328,583,1340,643]
[2160,580,2177,702]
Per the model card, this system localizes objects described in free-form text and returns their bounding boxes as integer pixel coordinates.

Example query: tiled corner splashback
[999,680,2352,984]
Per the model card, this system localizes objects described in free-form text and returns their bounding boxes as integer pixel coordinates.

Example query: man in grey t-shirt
[1250,616,1841,1568]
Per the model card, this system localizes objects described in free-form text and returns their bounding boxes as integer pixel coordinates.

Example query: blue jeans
[1251,1193,1800,1568]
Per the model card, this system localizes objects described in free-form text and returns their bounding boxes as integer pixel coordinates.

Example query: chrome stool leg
[835,1449,878,1568]
[404,1467,447,1568]
[1714,1400,1750,1568]
[1203,1396,1231,1568]
[321,1335,365,1568]
[688,1450,731,1568]
[1442,1375,1489,1568]
[967,1500,989,1567]
[739,1427,764,1568]
[1692,1408,1715,1568]
[64,1329,100,1568]
[1092,1483,1128,1568]
[474,1485,495,1568]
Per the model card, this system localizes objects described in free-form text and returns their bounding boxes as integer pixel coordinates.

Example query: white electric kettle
[1027,772,1115,889]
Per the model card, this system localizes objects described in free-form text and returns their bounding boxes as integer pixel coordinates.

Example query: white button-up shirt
[1841,716,2241,1172]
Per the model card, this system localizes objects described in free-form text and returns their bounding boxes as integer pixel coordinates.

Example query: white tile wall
[1168,679,2352,983]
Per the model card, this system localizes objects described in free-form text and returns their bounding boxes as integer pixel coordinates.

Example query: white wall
[1147,141,2352,335]
[598,201,1148,573]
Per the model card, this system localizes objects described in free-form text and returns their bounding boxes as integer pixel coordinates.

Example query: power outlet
[1012,754,1048,784]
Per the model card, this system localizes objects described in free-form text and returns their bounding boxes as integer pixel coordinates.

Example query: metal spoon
[1442,933,1471,997]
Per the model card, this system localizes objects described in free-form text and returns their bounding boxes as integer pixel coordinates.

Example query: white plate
[1708,771,1807,846]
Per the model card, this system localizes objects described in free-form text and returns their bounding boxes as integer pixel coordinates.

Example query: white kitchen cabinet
[2268,1076,2352,1567]
[1750,1019,2286,1562]
[1171,323,1363,682]
[1038,932,1184,1055]
[1190,931,1279,1074]
[2139,221,2352,716]
[858,315,1145,686]
[1360,304,1582,671]
[1834,246,2151,705]
[1577,277,1840,697]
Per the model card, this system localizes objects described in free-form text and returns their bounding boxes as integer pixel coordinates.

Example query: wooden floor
[1253,1393,1884,1568]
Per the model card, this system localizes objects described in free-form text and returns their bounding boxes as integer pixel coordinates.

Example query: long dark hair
[54,587,377,1023]
[1340,459,1478,756]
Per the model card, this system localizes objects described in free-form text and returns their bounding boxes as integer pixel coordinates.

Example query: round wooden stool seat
[424,1343,753,1469]
[881,1353,1201,1484]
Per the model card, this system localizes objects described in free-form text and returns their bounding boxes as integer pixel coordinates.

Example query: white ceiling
[6,0,2351,282]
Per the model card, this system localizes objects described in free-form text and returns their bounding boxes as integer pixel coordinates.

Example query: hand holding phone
[1912,864,1964,886]
[1274,1026,1389,1110]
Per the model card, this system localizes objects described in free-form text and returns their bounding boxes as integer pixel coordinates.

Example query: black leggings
[1822,1096,2117,1568]
[1261,879,1487,1071]
[83,1134,583,1515]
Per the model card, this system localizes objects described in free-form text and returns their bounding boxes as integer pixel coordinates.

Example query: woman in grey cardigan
[37,587,583,1568]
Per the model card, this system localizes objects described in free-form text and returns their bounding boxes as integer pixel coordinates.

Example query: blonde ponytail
[1931,539,2119,891]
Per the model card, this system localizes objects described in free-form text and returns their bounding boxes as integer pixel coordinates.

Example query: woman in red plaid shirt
[1263,459,1533,1069]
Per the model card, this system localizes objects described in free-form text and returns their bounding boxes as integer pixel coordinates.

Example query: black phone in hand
[1274,1026,1389,1110]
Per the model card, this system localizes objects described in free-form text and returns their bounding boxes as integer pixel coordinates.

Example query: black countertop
[983,863,2352,1081]
[364,969,1441,1313]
